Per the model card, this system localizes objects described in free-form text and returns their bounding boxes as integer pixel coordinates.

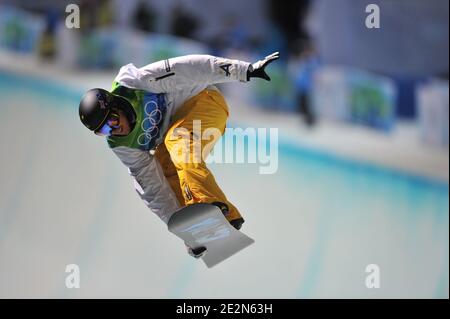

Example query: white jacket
[111,55,251,224]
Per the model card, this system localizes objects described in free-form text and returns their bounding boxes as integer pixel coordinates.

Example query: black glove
[247,52,280,81]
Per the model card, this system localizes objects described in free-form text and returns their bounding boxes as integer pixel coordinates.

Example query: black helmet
[79,88,136,133]
[79,88,114,131]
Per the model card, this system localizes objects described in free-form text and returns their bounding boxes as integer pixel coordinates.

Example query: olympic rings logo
[137,100,165,146]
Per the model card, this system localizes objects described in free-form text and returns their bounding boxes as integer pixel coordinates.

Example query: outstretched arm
[115,53,280,93]
[111,146,181,224]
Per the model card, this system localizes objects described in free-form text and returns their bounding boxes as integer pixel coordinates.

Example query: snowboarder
[78,52,279,257]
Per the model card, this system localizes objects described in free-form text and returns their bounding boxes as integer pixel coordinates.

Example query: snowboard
[167,203,254,268]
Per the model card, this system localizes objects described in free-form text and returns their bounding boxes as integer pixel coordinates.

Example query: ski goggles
[94,112,120,137]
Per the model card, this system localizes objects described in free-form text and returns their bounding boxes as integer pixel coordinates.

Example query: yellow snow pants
[155,89,242,222]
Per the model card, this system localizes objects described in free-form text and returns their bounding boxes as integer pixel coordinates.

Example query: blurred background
[0,0,448,298]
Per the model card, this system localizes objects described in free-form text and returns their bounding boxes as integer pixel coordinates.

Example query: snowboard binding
[211,201,245,230]
[187,245,207,258]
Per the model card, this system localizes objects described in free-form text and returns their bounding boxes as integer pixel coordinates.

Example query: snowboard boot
[211,201,245,230]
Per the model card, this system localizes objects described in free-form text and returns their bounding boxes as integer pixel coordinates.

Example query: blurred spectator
[79,0,97,33]
[133,1,157,33]
[38,9,58,60]
[209,14,252,55]
[169,4,199,39]
[97,0,114,27]
[78,0,114,31]
[293,44,321,126]
[267,0,311,56]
